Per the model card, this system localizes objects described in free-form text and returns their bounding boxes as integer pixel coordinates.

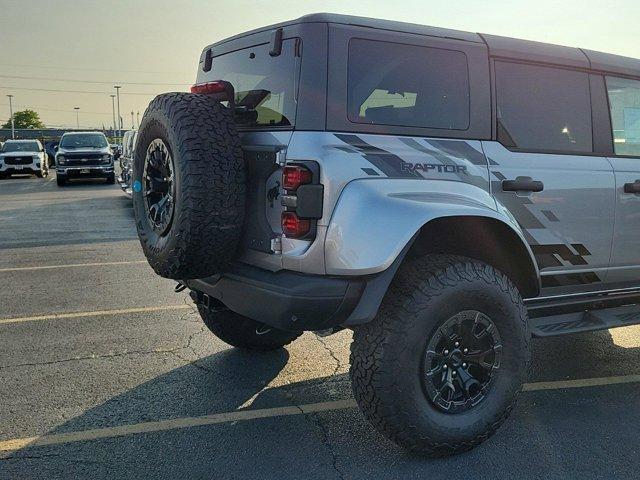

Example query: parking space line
[1,374,640,453]
[0,305,192,326]
[523,374,640,391]
[0,400,357,452]
[0,260,147,273]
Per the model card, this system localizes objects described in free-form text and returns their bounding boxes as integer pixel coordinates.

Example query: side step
[529,304,640,337]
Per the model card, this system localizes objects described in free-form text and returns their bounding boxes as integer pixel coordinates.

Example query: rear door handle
[624,181,640,194]
[501,176,544,192]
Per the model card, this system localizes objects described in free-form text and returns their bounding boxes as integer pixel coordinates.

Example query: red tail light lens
[282,165,312,191]
[190,81,227,94]
[281,212,310,238]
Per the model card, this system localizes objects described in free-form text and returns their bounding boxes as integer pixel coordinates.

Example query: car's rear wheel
[133,93,246,280]
[350,254,530,456]
[197,300,301,351]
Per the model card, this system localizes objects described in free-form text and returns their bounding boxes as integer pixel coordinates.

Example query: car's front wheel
[350,254,530,456]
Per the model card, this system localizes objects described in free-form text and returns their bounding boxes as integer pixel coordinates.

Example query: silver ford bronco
[132,14,640,456]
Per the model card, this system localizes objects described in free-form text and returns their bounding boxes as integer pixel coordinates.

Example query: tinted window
[2,141,40,152]
[60,133,108,149]
[495,62,592,153]
[209,40,300,128]
[606,76,640,157]
[347,39,470,130]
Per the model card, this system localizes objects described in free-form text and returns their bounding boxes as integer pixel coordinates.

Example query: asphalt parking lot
[1,173,640,479]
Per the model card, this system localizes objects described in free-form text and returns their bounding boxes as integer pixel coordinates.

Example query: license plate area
[80,169,90,174]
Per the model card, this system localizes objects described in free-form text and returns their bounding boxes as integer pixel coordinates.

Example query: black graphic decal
[335,134,419,178]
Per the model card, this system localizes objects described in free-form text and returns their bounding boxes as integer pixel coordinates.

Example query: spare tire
[132,93,245,279]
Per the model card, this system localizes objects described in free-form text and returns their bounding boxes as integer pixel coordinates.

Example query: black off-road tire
[350,254,530,456]
[133,93,245,280]
[197,301,301,352]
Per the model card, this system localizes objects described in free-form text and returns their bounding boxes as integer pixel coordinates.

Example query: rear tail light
[282,165,312,191]
[190,80,235,103]
[190,81,227,94]
[281,212,310,238]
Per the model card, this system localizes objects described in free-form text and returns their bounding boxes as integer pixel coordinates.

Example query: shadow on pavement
[3,328,640,479]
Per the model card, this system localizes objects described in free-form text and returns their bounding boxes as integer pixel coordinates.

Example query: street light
[137,111,140,129]
[131,111,135,129]
[74,107,80,129]
[110,94,117,141]
[113,85,121,141]
[6,94,15,139]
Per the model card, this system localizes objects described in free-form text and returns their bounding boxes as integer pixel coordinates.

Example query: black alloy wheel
[143,138,175,236]
[423,310,502,414]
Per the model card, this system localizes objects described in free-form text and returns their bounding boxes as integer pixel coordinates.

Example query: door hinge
[271,235,282,254]
[275,149,287,167]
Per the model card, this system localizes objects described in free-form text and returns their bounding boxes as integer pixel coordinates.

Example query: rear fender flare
[325,179,535,273]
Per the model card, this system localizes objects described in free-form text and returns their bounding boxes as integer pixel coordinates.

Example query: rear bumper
[185,263,368,332]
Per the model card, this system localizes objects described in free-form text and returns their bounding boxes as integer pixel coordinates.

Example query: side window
[495,62,593,153]
[347,39,470,130]
[606,76,640,157]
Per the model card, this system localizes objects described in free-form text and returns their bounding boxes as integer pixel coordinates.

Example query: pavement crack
[0,348,179,370]
[167,324,214,373]
[315,335,342,376]
[306,412,346,480]
[0,453,62,461]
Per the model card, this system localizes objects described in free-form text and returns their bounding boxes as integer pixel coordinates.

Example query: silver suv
[131,14,640,456]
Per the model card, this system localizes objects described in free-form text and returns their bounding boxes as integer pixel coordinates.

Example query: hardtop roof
[205,13,640,79]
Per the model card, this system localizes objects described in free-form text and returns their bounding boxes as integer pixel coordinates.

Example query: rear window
[209,39,300,128]
[495,62,593,153]
[2,141,39,153]
[347,39,470,130]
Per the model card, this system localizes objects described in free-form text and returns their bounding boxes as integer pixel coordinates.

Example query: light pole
[131,111,134,129]
[110,94,116,140]
[136,111,140,129]
[113,85,121,141]
[6,94,15,139]
[74,107,80,129]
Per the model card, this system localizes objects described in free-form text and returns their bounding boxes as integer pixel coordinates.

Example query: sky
[1,0,639,129]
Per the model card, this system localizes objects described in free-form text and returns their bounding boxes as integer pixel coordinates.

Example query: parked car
[117,130,137,197]
[55,131,115,186]
[44,140,59,168]
[131,13,640,456]
[110,144,122,161]
[0,139,49,178]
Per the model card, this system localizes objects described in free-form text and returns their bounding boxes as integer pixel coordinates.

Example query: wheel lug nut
[463,348,468,353]
[444,350,449,355]
[452,371,457,376]
[454,342,460,347]
[463,363,467,368]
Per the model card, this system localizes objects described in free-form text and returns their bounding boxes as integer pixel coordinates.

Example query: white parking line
[1,374,639,453]
[0,260,147,273]
[0,305,192,326]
